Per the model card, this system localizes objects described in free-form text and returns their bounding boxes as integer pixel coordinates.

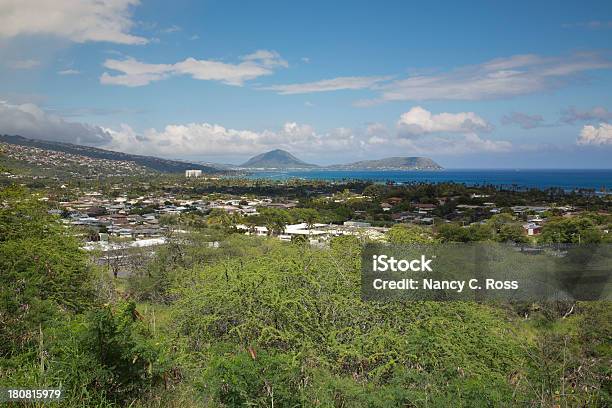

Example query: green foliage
[540,216,604,243]
[82,302,170,400]
[171,239,527,406]
[0,187,94,358]
[200,347,302,406]
[387,224,436,244]
[1,302,172,406]
[362,184,385,199]
[2,185,610,407]
[258,207,291,235]
[497,223,527,243]
[437,222,495,242]
[438,220,525,243]
[521,303,612,407]
[0,188,172,406]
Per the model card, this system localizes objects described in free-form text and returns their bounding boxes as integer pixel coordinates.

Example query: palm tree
[272,218,287,235]
[302,209,318,235]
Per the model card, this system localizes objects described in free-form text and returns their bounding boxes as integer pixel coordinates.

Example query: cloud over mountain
[0,101,112,145]
[104,121,357,157]
[0,102,512,159]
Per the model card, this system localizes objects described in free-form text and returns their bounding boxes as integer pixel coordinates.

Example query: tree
[540,217,602,244]
[362,183,385,199]
[294,208,319,232]
[486,213,515,231]
[497,223,527,243]
[437,222,494,242]
[1,187,172,405]
[467,223,495,241]
[387,224,435,244]
[260,208,290,236]
[206,209,239,231]
[0,187,95,357]
[437,223,469,242]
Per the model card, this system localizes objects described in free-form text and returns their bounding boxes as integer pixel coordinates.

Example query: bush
[199,347,302,406]
[171,239,526,406]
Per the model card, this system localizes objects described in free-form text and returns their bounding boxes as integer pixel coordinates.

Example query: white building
[185,169,202,178]
[237,222,388,243]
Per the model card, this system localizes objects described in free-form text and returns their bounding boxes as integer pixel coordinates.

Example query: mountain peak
[240,149,318,169]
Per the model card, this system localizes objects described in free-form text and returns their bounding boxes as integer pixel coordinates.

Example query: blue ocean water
[247,169,612,191]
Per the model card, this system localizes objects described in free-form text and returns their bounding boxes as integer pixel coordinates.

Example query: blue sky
[1,0,612,167]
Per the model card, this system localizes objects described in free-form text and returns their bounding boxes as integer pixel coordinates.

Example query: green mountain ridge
[0,134,224,174]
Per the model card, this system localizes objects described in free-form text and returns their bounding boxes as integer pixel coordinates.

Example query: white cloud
[262,76,392,95]
[361,52,612,103]
[100,50,287,87]
[0,0,147,44]
[7,59,40,69]
[0,101,112,145]
[100,58,173,87]
[241,50,288,68]
[397,106,492,135]
[57,69,80,75]
[174,58,272,86]
[390,106,509,154]
[577,123,612,145]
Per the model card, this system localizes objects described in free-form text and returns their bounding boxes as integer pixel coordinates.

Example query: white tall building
[185,169,202,178]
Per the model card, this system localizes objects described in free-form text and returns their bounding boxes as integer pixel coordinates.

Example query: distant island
[328,156,442,171]
[239,149,442,170]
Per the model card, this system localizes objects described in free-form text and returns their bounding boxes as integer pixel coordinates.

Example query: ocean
[246,169,612,191]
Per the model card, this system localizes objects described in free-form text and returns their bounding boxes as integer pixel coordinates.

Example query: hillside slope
[0,134,223,173]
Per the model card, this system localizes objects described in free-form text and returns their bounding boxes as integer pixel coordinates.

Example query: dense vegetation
[0,187,169,406]
[1,187,610,407]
